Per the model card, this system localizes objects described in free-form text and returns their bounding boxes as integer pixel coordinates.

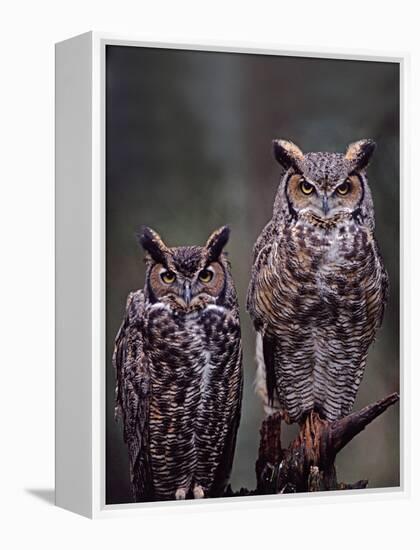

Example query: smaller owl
[114,226,243,502]
[247,139,388,424]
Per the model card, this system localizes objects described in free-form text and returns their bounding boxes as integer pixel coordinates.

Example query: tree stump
[255,392,399,494]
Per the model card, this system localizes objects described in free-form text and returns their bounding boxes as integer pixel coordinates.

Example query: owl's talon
[193,485,205,499]
[175,488,187,500]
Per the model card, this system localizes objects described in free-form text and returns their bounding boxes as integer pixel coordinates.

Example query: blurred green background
[106,46,399,504]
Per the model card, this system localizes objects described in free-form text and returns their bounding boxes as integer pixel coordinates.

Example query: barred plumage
[114,226,243,501]
[247,139,388,424]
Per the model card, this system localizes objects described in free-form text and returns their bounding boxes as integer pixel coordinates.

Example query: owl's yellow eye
[198,269,213,283]
[336,179,351,195]
[160,270,176,284]
[300,179,314,195]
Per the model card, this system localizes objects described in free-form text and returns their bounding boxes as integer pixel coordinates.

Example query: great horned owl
[114,226,243,502]
[247,139,388,424]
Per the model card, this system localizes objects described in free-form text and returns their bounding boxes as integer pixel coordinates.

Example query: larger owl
[247,139,388,424]
[114,226,242,502]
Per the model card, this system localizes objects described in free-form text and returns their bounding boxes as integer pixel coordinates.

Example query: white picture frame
[55,31,409,518]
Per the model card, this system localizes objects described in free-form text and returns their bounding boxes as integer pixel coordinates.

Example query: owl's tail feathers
[255,333,281,417]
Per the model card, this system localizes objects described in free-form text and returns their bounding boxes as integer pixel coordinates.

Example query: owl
[247,139,388,424]
[113,225,243,502]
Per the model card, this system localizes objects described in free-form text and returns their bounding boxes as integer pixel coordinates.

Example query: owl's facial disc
[148,261,225,310]
[326,174,363,218]
[287,173,363,222]
[189,262,226,307]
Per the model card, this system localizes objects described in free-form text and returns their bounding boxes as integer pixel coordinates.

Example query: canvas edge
[55,31,94,519]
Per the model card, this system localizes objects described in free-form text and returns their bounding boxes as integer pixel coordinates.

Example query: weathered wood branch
[330,392,399,455]
[254,392,399,495]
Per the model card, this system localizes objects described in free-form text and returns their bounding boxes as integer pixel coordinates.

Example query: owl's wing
[246,221,285,413]
[246,220,276,328]
[374,237,390,329]
[209,314,243,497]
[261,332,278,408]
[113,290,153,501]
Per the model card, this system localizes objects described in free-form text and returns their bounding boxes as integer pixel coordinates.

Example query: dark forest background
[105,46,399,504]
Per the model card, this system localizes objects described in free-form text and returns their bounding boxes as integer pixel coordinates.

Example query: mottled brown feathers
[247,139,388,424]
[114,227,243,501]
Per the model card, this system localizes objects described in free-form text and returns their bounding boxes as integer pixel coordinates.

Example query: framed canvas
[55,32,408,518]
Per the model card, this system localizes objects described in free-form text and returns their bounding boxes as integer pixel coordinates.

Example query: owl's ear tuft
[137,226,169,265]
[273,139,304,171]
[345,139,376,170]
[205,225,230,262]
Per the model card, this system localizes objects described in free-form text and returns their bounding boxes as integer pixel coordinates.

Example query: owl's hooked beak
[183,281,192,306]
[322,195,330,216]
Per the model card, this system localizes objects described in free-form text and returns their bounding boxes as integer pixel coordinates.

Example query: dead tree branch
[255,392,399,494]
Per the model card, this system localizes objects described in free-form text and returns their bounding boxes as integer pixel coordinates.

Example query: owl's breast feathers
[114,292,242,501]
[247,218,388,423]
